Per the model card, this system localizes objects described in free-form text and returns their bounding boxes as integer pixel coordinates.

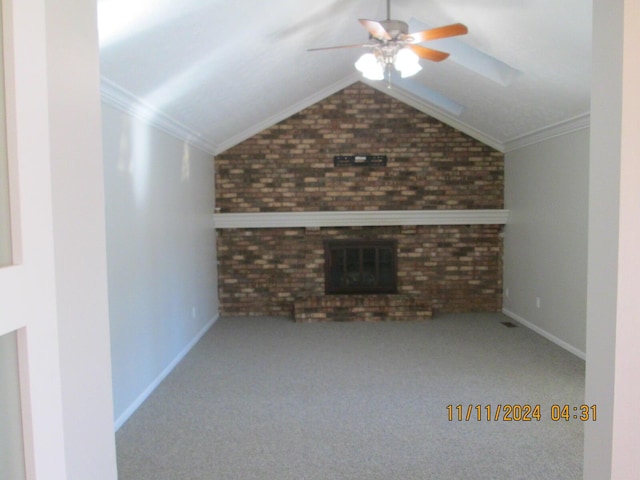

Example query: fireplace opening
[324,240,398,294]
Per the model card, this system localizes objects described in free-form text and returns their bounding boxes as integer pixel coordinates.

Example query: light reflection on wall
[116,111,152,208]
[130,113,152,207]
[116,115,131,174]
[181,142,191,182]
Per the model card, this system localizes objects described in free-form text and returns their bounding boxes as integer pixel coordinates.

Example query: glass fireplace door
[325,240,397,294]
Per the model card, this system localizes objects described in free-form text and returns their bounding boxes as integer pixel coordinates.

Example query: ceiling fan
[308,0,468,81]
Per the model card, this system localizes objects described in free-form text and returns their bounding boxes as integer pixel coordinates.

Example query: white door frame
[0,0,69,477]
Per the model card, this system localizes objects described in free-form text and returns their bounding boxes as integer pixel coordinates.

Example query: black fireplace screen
[324,240,398,294]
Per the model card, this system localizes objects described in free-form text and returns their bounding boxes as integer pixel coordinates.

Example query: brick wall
[215,82,504,317]
[215,82,503,213]
[217,225,502,316]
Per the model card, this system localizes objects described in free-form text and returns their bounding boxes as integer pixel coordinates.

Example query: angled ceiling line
[215,74,362,155]
[364,80,504,151]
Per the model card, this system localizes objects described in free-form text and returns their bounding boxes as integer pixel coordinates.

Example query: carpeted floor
[116,313,585,479]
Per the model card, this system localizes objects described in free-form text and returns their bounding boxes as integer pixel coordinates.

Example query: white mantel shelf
[212,209,509,229]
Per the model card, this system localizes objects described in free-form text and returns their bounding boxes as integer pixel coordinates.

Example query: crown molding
[503,113,591,152]
[101,75,589,159]
[214,74,362,155]
[212,209,509,229]
[100,77,217,156]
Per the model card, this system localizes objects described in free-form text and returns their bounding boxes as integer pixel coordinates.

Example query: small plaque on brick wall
[333,155,387,167]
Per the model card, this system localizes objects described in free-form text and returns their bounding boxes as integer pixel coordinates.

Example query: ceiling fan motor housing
[379,19,409,39]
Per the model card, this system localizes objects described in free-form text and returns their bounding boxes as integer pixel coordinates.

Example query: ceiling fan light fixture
[309,3,467,82]
[394,47,422,78]
[355,52,385,80]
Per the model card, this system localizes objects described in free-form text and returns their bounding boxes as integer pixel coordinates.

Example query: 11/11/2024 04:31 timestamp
[447,404,597,422]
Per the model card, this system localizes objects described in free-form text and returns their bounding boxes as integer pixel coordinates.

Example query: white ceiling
[98,0,592,155]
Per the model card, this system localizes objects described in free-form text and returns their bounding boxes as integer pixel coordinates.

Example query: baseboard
[502,309,586,360]
[114,313,220,430]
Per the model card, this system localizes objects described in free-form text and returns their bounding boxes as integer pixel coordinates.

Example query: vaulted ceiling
[98,0,592,155]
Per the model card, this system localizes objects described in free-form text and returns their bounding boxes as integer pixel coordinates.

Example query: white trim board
[100,77,217,156]
[212,209,509,229]
[502,308,586,360]
[114,314,220,431]
[502,113,590,152]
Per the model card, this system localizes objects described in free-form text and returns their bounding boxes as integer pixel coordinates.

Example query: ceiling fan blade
[358,19,392,40]
[409,44,450,62]
[307,43,373,52]
[408,23,468,43]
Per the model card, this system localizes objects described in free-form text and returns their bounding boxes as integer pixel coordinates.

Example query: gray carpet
[116,313,585,479]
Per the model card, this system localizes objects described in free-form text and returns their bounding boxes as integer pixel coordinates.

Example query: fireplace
[324,240,398,294]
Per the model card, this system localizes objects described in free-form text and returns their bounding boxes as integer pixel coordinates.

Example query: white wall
[101,104,219,426]
[45,0,118,477]
[503,129,589,357]
[584,0,640,477]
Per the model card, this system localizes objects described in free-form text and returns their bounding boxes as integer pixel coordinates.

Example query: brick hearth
[293,294,432,322]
